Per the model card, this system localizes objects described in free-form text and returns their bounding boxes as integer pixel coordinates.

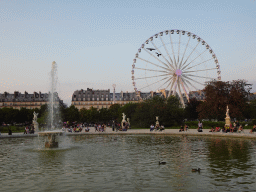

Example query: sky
[0,0,256,106]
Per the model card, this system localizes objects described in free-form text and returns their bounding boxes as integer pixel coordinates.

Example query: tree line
[0,79,256,128]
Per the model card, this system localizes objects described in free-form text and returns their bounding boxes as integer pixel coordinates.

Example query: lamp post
[112,84,116,104]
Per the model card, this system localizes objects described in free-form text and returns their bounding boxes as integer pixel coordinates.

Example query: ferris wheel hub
[175,69,182,76]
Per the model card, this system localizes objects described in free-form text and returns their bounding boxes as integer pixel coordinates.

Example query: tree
[164,96,184,126]
[185,98,202,120]
[63,105,80,123]
[197,80,251,120]
[109,104,121,121]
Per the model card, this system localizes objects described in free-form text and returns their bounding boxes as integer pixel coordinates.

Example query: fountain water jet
[38,61,62,148]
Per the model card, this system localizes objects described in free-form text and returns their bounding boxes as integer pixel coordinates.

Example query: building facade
[71,88,209,111]
[0,91,63,110]
[71,88,141,110]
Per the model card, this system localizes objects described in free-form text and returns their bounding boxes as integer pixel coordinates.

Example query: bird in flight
[146,48,155,51]
[156,52,161,57]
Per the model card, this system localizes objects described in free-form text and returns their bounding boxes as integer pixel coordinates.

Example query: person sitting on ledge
[30,127,35,134]
[197,121,203,132]
[238,125,243,133]
[250,124,256,134]
[215,127,221,132]
[209,126,215,132]
[85,127,90,132]
[150,124,154,132]
[155,124,160,131]
[225,126,230,133]
[160,125,165,131]
[184,124,189,131]
[232,126,238,133]
[179,125,184,132]
[222,126,226,133]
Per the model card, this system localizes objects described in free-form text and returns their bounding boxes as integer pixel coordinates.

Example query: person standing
[112,121,115,131]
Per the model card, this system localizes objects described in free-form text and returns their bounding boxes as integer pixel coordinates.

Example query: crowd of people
[17,120,256,135]
[23,125,35,134]
[150,124,165,131]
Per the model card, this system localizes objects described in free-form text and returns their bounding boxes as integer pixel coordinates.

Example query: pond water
[1,135,256,191]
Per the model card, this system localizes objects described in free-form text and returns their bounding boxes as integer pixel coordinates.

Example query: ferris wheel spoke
[142,49,170,70]
[180,78,190,102]
[184,58,214,71]
[139,76,169,91]
[173,78,178,95]
[178,36,191,69]
[150,41,173,69]
[180,41,200,69]
[181,77,194,98]
[157,76,173,91]
[137,57,170,71]
[181,49,208,70]
[134,73,171,80]
[160,36,175,69]
[134,67,170,73]
[184,74,214,80]
[177,78,185,107]
[177,34,181,65]
[163,76,174,90]
[182,77,198,91]
[183,67,216,74]
[182,75,205,86]
[169,34,177,68]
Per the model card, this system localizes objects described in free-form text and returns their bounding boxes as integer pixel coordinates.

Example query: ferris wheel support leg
[167,77,177,97]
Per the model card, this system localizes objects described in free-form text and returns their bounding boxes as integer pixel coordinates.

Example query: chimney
[14,91,19,98]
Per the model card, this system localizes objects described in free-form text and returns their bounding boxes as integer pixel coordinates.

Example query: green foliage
[63,105,80,123]
[185,98,202,120]
[198,80,251,120]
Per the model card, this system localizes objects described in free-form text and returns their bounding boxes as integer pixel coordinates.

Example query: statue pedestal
[121,120,127,129]
[33,121,39,132]
[225,117,231,127]
[38,131,63,148]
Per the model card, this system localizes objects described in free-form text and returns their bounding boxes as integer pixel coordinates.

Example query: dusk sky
[1,0,256,105]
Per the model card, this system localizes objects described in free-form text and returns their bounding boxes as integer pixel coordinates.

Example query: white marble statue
[33,111,38,122]
[226,105,230,118]
[122,113,126,121]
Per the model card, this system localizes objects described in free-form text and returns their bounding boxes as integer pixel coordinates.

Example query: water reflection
[206,138,255,189]
[1,135,256,191]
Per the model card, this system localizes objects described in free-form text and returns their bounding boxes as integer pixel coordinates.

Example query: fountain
[38,61,63,148]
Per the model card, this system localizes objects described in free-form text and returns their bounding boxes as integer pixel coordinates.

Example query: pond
[1,135,256,191]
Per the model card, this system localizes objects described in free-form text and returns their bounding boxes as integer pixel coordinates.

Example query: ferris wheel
[131,29,221,107]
